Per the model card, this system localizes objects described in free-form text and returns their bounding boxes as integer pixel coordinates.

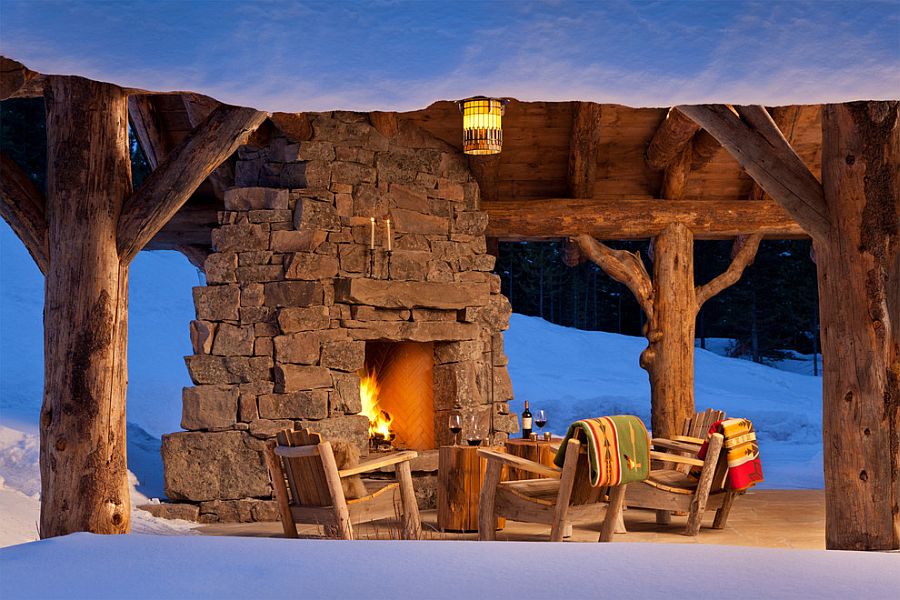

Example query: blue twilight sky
[1,0,898,111]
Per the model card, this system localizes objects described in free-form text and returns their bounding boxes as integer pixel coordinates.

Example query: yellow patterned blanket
[692,418,764,491]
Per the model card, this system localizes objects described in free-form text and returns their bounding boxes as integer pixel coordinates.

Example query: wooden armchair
[625,415,738,536]
[476,439,627,542]
[263,428,422,540]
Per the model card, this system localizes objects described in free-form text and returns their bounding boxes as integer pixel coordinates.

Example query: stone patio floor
[198,489,826,549]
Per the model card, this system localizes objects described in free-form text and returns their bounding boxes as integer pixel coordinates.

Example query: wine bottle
[521,400,533,439]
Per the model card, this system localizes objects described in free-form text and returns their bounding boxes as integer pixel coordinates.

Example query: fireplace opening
[358,341,435,451]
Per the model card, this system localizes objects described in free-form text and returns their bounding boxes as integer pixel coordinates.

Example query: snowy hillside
[2,222,824,548]
[505,314,823,489]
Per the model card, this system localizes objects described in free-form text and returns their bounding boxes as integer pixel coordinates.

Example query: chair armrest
[338,450,418,478]
[476,448,561,479]
[650,450,704,467]
[652,438,703,454]
[671,435,705,445]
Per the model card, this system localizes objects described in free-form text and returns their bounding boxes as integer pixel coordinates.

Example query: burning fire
[359,368,392,439]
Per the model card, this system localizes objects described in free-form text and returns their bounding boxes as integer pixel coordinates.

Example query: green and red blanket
[553,415,650,487]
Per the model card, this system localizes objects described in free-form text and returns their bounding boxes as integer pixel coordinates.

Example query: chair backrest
[681,408,726,438]
[275,428,336,508]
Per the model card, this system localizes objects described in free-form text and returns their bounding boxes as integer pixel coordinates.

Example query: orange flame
[359,368,392,438]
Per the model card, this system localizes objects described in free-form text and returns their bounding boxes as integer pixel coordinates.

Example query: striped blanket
[693,418,764,492]
[553,415,650,487]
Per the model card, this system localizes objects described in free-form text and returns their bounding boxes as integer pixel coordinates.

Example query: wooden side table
[503,437,560,481]
[505,437,597,506]
[437,445,505,532]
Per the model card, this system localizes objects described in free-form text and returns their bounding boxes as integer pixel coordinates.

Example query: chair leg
[396,461,422,540]
[262,441,298,539]
[320,444,353,540]
[713,491,737,529]
[684,435,723,536]
[478,460,502,541]
[655,510,672,525]
[599,484,627,542]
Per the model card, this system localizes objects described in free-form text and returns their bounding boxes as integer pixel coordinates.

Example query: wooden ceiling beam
[118,104,267,262]
[468,155,500,204]
[748,105,802,200]
[678,104,829,240]
[0,152,49,273]
[1,56,39,100]
[181,93,234,200]
[128,95,167,169]
[484,198,806,240]
[568,102,602,198]
[646,108,700,170]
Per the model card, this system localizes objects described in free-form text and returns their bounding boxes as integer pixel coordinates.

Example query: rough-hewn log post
[681,102,898,550]
[641,223,697,438]
[819,102,899,551]
[40,76,132,537]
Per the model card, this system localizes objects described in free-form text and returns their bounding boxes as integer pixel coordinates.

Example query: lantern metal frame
[458,96,508,155]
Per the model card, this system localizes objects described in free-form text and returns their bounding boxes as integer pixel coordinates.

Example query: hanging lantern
[458,96,507,155]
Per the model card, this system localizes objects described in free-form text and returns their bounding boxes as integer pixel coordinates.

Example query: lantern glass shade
[459,97,506,155]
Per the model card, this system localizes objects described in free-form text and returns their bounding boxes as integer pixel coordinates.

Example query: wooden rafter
[689,130,721,170]
[127,95,166,169]
[117,104,267,262]
[568,102,602,198]
[748,106,802,201]
[1,56,40,99]
[181,93,235,200]
[484,198,806,240]
[0,152,49,273]
[678,104,829,240]
[646,108,700,170]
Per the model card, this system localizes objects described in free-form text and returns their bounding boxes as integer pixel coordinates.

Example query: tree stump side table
[505,437,597,506]
[503,438,560,481]
[437,445,506,533]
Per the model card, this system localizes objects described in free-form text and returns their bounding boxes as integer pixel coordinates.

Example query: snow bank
[0,422,196,548]
[1,533,897,600]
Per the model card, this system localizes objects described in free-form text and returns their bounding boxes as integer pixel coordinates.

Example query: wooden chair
[263,428,422,540]
[624,409,738,536]
[476,439,627,542]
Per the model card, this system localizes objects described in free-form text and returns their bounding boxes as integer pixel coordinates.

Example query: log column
[40,76,132,537]
[641,223,696,439]
[819,102,899,551]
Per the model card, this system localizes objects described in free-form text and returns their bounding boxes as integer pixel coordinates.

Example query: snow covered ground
[2,533,898,600]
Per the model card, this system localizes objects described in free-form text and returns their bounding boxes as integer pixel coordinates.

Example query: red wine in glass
[534,410,547,435]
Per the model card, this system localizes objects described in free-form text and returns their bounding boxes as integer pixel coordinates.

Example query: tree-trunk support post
[40,76,133,537]
[682,102,899,551]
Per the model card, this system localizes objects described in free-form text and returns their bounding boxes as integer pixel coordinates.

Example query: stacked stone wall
[159,112,515,522]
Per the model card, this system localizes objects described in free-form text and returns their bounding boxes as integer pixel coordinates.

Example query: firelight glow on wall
[458,96,508,155]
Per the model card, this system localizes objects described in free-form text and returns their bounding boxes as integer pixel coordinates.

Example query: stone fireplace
[159,111,517,523]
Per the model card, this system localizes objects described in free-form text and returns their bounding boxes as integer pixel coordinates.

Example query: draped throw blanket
[553,416,650,487]
[693,418,764,492]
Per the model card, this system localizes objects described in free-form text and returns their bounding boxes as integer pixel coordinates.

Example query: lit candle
[369,217,375,249]
[385,218,392,251]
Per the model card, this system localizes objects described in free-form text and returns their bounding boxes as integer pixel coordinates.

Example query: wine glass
[448,413,462,446]
[534,410,548,437]
[465,413,482,447]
